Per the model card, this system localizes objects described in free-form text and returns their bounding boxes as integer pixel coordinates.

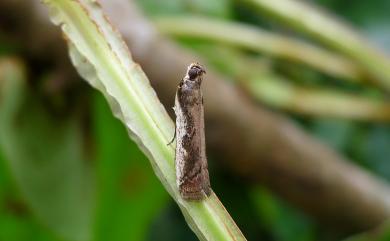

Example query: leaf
[136,0,232,18]
[250,187,316,241]
[245,0,390,91]
[0,58,93,241]
[155,16,363,81]
[92,93,168,241]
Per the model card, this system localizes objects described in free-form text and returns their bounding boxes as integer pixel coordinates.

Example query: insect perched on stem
[171,63,211,201]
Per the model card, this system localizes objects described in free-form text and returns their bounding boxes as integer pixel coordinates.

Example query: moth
[171,63,211,201]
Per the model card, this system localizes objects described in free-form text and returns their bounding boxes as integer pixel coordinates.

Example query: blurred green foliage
[1,0,390,240]
[0,70,168,241]
[92,93,168,241]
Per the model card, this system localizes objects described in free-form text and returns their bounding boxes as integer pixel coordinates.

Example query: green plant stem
[155,16,364,82]
[196,46,390,121]
[245,76,390,121]
[42,1,246,241]
[244,0,390,91]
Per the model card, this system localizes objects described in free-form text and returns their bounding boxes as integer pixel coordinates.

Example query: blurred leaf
[314,0,390,27]
[93,93,168,241]
[147,204,199,241]
[136,0,184,16]
[184,44,389,122]
[251,187,316,241]
[0,58,94,241]
[182,0,232,18]
[310,119,355,151]
[244,0,390,92]
[137,0,232,18]
[0,146,11,202]
[211,174,269,240]
[365,24,390,52]
[244,75,390,121]
[155,16,363,81]
[0,213,59,241]
[314,0,390,50]
[357,126,390,181]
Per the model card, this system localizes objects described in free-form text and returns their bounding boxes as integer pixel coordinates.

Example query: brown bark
[2,0,390,232]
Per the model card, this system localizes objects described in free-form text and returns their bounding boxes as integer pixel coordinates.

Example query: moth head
[187,63,206,81]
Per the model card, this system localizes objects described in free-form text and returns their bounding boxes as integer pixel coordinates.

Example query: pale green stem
[196,46,390,121]
[244,0,390,91]
[246,75,390,121]
[155,16,364,82]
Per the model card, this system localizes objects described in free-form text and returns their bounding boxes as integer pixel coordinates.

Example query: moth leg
[167,128,176,146]
[167,106,177,146]
[167,112,177,146]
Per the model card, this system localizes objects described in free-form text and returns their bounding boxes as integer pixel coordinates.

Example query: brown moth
[173,63,211,201]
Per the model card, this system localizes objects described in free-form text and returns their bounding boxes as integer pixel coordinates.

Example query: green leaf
[137,0,232,18]
[92,93,168,241]
[155,16,363,81]
[251,187,316,241]
[0,58,93,241]
[244,0,390,91]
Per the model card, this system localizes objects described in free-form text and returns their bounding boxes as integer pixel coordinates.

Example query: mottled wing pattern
[174,63,210,201]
